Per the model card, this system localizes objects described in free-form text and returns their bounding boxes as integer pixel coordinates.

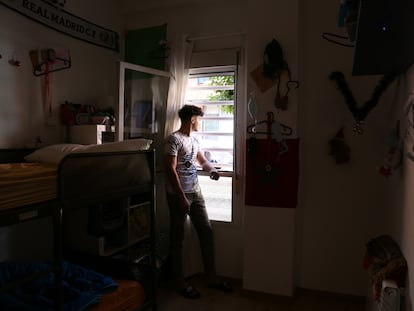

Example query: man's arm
[197,151,220,180]
[164,154,191,213]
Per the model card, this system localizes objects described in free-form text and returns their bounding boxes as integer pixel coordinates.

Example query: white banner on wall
[1,0,119,51]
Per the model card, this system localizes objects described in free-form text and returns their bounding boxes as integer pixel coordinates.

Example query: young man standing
[164,104,232,299]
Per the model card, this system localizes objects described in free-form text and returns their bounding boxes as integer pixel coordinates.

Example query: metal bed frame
[0,149,157,311]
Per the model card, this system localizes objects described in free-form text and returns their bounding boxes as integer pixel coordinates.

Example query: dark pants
[167,191,215,280]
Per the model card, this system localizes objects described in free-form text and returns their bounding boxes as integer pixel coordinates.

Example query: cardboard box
[70,125,106,144]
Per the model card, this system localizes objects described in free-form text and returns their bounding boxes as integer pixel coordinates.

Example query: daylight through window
[186,66,235,222]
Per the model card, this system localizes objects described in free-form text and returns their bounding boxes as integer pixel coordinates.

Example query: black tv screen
[352,0,414,76]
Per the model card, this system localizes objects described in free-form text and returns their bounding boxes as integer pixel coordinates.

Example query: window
[185,66,235,222]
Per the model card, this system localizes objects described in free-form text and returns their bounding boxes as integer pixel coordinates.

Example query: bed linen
[0,145,155,310]
[0,261,118,311]
[91,279,146,311]
[0,162,57,211]
[65,252,152,311]
[0,147,152,211]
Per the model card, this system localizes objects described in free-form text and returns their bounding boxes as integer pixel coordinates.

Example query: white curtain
[164,36,205,277]
[164,36,194,138]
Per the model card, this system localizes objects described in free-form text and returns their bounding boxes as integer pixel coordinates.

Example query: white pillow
[78,138,153,153]
[24,144,88,164]
[24,139,152,164]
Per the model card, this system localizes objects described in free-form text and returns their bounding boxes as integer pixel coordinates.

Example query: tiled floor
[156,274,367,311]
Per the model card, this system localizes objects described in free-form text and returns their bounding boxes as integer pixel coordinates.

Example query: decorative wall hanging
[30,48,71,76]
[329,71,397,134]
[250,64,277,92]
[321,32,354,48]
[321,0,359,47]
[245,111,298,208]
[245,138,299,208]
[8,52,21,67]
[43,0,66,8]
[404,94,414,162]
[274,72,299,111]
[246,112,293,138]
[378,120,402,177]
[263,38,286,79]
[1,0,119,51]
[328,127,350,164]
[250,38,300,97]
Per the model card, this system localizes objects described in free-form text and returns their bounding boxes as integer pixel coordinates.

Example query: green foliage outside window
[207,76,234,114]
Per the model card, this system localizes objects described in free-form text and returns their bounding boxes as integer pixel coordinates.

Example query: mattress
[91,279,146,311]
[0,150,152,211]
[0,162,57,211]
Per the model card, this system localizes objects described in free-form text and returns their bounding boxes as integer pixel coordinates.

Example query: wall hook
[9,52,21,67]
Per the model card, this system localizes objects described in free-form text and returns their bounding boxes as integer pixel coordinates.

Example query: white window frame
[187,66,236,176]
[186,66,237,222]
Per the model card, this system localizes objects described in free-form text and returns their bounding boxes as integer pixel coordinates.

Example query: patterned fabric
[364,235,408,301]
[0,162,57,210]
[165,131,201,193]
[0,261,118,310]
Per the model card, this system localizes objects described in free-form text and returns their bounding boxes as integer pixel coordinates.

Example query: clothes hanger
[246,111,293,137]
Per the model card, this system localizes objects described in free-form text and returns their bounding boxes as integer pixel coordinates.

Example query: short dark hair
[178,105,204,121]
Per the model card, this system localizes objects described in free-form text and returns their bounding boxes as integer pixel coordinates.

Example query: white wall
[385,65,414,310]
[0,1,122,148]
[0,0,122,260]
[297,0,397,296]
[243,0,299,297]
[400,149,414,310]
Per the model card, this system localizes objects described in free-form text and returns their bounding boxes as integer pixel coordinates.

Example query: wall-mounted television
[352,0,414,76]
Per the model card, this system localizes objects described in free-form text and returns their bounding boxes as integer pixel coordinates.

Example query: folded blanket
[0,261,118,310]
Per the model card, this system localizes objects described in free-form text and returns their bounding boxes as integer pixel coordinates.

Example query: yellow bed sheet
[0,163,57,211]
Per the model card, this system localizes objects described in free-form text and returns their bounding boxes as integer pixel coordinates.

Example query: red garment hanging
[245,138,299,208]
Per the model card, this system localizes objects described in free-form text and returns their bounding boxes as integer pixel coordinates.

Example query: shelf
[129,202,149,209]
[64,195,152,257]
[129,202,150,244]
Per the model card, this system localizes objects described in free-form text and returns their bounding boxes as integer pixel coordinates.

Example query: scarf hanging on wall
[329,71,397,134]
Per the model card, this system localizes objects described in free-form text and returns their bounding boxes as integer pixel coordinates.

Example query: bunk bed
[0,139,157,311]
